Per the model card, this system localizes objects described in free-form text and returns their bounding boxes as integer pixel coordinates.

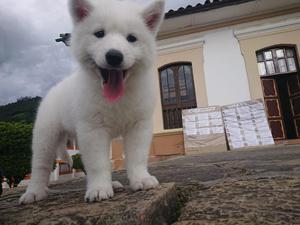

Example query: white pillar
[203,28,251,106]
[73,139,76,150]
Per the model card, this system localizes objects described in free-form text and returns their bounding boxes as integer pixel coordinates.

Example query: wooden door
[261,78,285,140]
[257,45,300,140]
[287,74,300,138]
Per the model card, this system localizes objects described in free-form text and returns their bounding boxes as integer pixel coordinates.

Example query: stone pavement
[1,145,300,225]
[0,183,178,225]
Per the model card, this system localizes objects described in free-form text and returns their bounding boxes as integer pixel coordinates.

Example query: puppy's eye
[127,34,137,43]
[94,30,105,38]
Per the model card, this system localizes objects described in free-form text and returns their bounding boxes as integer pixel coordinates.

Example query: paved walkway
[0,145,299,224]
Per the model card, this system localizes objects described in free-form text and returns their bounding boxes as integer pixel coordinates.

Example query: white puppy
[20,0,165,204]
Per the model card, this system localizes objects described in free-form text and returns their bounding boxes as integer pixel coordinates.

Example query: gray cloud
[0,44,74,105]
[0,8,35,63]
[0,0,73,105]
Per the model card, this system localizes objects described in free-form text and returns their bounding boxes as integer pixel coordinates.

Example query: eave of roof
[165,0,256,19]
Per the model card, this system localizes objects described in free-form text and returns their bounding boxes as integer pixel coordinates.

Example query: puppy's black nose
[106,49,124,67]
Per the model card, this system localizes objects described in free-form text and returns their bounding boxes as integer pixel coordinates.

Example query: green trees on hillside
[0,122,33,186]
[0,97,41,185]
[0,96,41,123]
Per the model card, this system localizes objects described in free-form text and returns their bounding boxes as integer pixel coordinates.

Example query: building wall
[120,9,300,160]
[203,28,251,106]
[154,13,300,135]
[237,28,300,100]
[154,27,254,134]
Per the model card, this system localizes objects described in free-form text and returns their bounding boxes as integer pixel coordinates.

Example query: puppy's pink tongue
[103,70,125,102]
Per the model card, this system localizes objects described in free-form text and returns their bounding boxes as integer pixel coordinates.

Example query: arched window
[257,46,297,76]
[159,62,197,129]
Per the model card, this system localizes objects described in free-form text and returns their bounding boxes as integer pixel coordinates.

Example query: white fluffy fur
[19,0,165,204]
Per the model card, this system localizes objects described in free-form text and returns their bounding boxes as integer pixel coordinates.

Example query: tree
[0,96,41,124]
[0,122,33,186]
[72,154,86,174]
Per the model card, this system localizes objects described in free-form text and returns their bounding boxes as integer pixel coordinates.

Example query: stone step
[0,183,179,225]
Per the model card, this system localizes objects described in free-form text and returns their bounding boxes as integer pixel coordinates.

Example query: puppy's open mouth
[99,68,127,103]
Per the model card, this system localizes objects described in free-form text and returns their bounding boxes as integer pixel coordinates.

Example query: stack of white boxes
[182,99,275,153]
[182,106,227,154]
[222,99,274,150]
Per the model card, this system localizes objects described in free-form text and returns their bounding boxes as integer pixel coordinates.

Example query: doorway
[257,45,300,141]
[275,75,298,139]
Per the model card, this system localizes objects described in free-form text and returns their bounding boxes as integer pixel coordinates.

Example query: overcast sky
[0,0,206,105]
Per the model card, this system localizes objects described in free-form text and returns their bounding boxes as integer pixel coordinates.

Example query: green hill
[0,97,41,123]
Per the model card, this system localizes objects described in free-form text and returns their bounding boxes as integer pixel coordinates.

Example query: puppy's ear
[69,0,92,23]
[142,0,165,35]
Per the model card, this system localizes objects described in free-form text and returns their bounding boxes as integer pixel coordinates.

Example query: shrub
[0,122,33,186]
[72,154,86,174]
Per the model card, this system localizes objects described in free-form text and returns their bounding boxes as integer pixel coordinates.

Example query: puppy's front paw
[130,175,159,191]
[85,185,114,203]
[19,187,48,205]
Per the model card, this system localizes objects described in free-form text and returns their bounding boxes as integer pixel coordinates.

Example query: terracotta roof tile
[165,0,256,19]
